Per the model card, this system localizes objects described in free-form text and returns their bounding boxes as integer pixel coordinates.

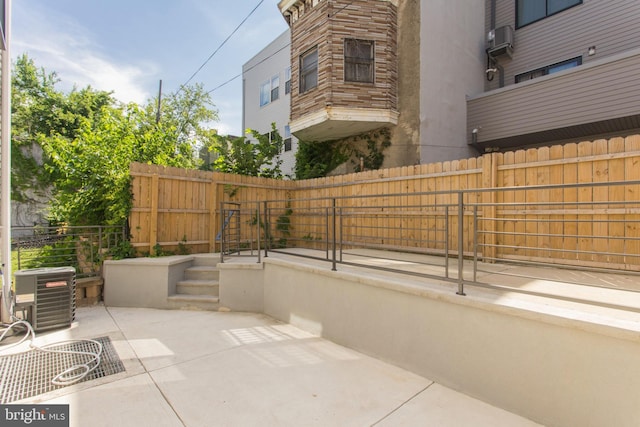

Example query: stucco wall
[419,0,486,163]
[257,257,640,427]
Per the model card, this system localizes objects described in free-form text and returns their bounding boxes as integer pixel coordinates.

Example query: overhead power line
[206,0,357,95]
[177,0,265,94]
[208,42,290,94]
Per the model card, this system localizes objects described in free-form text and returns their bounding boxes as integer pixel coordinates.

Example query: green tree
[13,55,220,226]
[11,55,114,204]
[42,89,219,226]
[42,103,135,225]
[212,123,283,178]
[135,83,218,169]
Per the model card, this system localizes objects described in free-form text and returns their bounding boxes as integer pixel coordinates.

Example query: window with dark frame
[344,39,374,83]
[515,56,582,83]
[284,125,292,152]
[285,67,291,95]
[516,0,582,28]
[271,75,280,102]
[300,47,318,93]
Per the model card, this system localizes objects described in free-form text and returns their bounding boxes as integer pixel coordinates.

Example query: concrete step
[185,266,219,281]
[167,294,220,311]
[191,254,220,267]
[176,279,219,296]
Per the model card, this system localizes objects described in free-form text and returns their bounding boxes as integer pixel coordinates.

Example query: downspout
[488,0,504,88]
[490,0,496,30]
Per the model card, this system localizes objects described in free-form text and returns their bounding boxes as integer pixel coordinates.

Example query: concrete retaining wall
[255,258,640,427]
[103,256,193,309]
[103,254,640,425]
[218,262,264,313]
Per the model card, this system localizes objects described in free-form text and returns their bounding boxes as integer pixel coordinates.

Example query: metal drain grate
[0,336,125,403]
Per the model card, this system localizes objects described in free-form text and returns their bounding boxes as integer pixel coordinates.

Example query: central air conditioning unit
[14,267,76,332]
[487,25,514,58]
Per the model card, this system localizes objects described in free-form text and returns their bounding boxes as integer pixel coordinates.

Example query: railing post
[457,192,466,296]
[16,238,21,270]
[98,226,103,259]
[219,202,225,264]
[339,206,343,263]
[263,201,269,258]
[473,206,478,282]
[325,207,330,260]
[256,202,261,263]
[332,198,337,271]
[445,204,449,279]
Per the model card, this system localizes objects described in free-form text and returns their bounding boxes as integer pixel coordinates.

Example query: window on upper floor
[516,0,582,28]
[260,74,280,107]
[285,67,291,95]
[515,56,582,83]
[300,47,318,93]
[344,39,374,84]
[271,75,280,102]
[284,125,292,152]
[260,80,271,107]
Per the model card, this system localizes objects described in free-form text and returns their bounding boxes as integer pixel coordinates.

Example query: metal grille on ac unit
[14,267,76,331]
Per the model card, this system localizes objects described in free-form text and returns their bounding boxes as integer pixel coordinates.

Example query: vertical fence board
[537,147,551,259]
[577,142,594,262]
[525,149,539,258]
[150,174,159,254]
[482,154,496,261]
[549,145,564,261]
[624,135,640,267]
[513,150,527,257]
[128,135,640,270]
[608,138,626,265]
[500,151,515,256]
[562,144,578,261]
[592,140,609,264]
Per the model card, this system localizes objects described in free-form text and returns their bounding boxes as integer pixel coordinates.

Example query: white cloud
[12,4,156,105]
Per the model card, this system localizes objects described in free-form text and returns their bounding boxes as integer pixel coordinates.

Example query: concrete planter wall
[103,254,640,426]
[103,256,193,309]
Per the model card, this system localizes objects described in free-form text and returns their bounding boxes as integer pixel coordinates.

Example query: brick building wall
[288,0,398,122]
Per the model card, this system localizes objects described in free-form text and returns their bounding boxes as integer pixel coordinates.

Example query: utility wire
[208,42,291,94]
[177,0,265,94]
[207,0,357,94]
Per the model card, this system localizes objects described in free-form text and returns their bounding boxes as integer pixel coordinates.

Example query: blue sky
[12,0,288,136]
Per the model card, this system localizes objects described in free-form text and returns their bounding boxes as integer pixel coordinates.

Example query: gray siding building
[468,0,640,149]
[244,1,640,172]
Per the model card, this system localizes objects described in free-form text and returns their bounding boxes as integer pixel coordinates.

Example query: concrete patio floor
[9,305,541,427]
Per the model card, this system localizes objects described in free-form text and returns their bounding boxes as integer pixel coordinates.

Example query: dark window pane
[300,48,318,93]
[548,0,580,15]
[517,0,546,27]
[344,39,374,83]
[548,57,581,74]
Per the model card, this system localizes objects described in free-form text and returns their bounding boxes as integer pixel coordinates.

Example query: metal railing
[218,202,261,264]
[12,225,127,279]
[219,180,640,308]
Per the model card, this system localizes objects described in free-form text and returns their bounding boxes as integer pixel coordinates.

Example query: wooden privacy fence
[129,164,292,254]
[130,134,640,270]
